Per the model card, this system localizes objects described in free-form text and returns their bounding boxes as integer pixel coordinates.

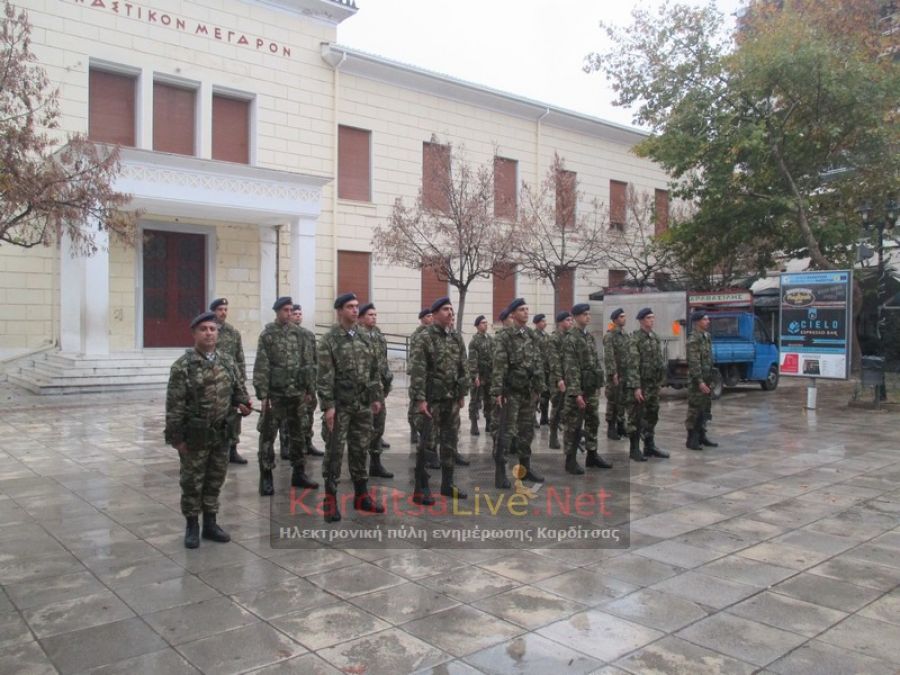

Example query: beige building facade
[1,0,669,364]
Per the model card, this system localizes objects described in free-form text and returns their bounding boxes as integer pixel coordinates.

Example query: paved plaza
[0,376,898,674]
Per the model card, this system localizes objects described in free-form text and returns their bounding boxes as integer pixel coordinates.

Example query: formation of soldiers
[165,292,719,548]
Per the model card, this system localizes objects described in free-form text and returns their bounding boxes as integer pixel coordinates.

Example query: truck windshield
[709,316,740,338]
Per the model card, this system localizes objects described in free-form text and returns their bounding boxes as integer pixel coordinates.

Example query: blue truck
[594,290,780,398]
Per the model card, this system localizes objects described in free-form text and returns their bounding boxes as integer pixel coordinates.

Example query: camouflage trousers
[685,384,712,430]
[562,390,600,455]
[423,399,461,469]
[369,401,386,456]
[321,401,373,483]
[626,386,660,437]
[179,421,230,517]
[467,381,493,427]
[278,403,315,455]
[258,396,307,471]
[409,398,436,452]
[605,377,627,425]
[493,390,536,459]
[549,389,564,431]
[230,415,242,451]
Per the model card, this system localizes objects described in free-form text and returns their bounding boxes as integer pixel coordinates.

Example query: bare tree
[0,2,134,252]
[513,154,608,311]
[604,185,674,289]
[372,141,517,328]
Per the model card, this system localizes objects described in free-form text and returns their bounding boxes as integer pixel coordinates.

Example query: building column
[59,231,83,353]
[259,225,277,329]
[59,228,110,354]
[290,217,317,325]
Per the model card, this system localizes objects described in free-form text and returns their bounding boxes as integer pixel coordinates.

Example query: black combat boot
[520,456,544,483]
[549,425,561,449]
[184,516,200,549]
[586,450,613,469]
[369,454,394,478]
[307,443,325,457]
[323,479,341,522]
[412,466,435,506]
[201,512,230,543]
[353,480,385,513]
[617,420,627,438]
[494,461,510,489]
[565,453,585,475]
[644,435,670,459]
[629,434,647,462]
[380,439,391,449]
[699,416,718,447]
[686,427,702,451]
[291,465,319,489]
[470,418,480,436]
[229,445,248,464]
[259,469,274,496]
[440,466,467,499]
[607,421,620,440]
[539,400,550,426]
[453,452,470,467]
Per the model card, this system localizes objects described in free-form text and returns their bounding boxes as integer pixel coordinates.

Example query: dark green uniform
[467,331,494,430]
[165,349,249,517]
[626,329,666,437]
[535,328,551,424]
[562,327,604,455]
[408,324,429,434]
[215,321,246,455]
[686,330,715,430]
[364,325,393,456]
[298,326,318,452]
[603,326,629,429]
[547,328,566,446]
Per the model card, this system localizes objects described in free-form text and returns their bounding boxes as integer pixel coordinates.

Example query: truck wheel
[761,364,779,391]
[712,374,724,400]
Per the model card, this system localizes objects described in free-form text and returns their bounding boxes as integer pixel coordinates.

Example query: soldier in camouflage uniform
[409,296,469,499]
[533,314,551,428]
[491,298,546,487]
[166,311,251,548]
[467,314,493,436]
[317,292,385,521]
[686,310,719,450]
[359,303,394,479]
[561,304,611,474]
[210,298,248,464]
[291,305,324,457]
[625,308,671,462]
[603,307,629,441]
[547,310,573,450]
[253,297,318,496]
[408,308,433,444]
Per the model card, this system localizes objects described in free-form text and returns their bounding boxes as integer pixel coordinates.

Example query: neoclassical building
[1,0,670,389]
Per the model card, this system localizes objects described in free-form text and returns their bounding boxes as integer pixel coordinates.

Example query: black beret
[499,307,510,321]
[532,313,546,324]
[359,303,375,316]
[474,315,486,327]
[430,296,451,313]
[636,307,654,320]
[334,292,357,309]
[507,298,526,313]
[571,303,590,316]
[691,310,709,322]
[610,307,624,321]
[291,304,302,311]
[555,311,571,323]
[209,297,227,311]
[273,296,293,311]
[418,307,432,319]
[190,311,217,329]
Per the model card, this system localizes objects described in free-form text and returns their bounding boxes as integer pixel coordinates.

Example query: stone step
[7,372,165,395]
[32,361,173,379]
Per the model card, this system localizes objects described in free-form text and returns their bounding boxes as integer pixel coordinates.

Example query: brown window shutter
[337,251,371,304]
[556,267,574,315]
[655,189,669,235]
[88,69,136,147]
[610,180,627,231]
[494,157,517,219]
[423,142,451,212]
[153,82,196,155]
[608,269,627,288]
[421,261,448,308]
[556,170,576,227]
[212,95,250,164]
[492,262,517,321]
[338,125,371,201]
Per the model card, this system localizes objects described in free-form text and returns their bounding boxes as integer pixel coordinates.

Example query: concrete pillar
[259,226,277,330]
[58,227,110,354]
[59,231,83,353]
[290,217,317,325]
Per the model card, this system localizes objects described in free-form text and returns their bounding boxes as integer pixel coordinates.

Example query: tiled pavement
[0,377,898,674]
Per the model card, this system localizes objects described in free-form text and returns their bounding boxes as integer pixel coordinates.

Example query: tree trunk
[456,285,467,335]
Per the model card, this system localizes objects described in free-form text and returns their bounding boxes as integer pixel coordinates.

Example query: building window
[421,261,447,308]
[492,262,516,321]
[423,141,451,212]
[212,94,250,164]
[556,169,576,227]
[610,179,627,231]
[88,69,136,147]
[153,81,196,156]
[337,250,371,304]
[655,188,669,235]
[494,157,517,219]
[338,125,371,202]
[556,267,574,315]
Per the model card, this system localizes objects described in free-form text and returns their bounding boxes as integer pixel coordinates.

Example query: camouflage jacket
[687,330,715,385]
[602,326,629,381]
[626,329,666,390]
[467,332,493,383]
[562,327,604,397]
[364,326,393,395]
[216,321,246,382]
[252,321,315,400]
[409,324,469,403]
[535,328,552,386]
[408,324,429,400]
[491,325,546,397]
[547,329,567,385]
[165,349,249,446]
[317,323,383,410]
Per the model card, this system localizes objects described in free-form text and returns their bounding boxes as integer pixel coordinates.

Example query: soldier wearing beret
[210,298,248,464]
[561,303,611,474]
[547,310,573,450]
[359,303,394,478]
[253,297,318,496]
[533,313,551,428]
[289,304,324,458]
[625,308,670,462]
[166,312,252,548]
[317,293,385,521]
[467,315,494,437]
[686,310,719,450]
[603,307,629,441]
[408,308,436,459]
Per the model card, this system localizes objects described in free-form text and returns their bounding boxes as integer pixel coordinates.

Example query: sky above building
[338,0,745,130]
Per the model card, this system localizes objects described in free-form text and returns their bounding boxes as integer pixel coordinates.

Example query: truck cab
[707,311,780,397]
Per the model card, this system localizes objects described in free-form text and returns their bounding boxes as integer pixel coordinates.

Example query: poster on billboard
[778,270,853,380]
